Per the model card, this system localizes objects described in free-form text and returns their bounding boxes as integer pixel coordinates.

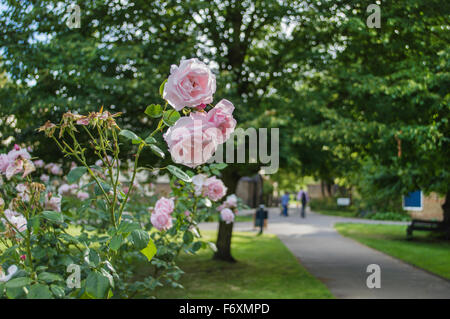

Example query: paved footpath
[200,208,450,299]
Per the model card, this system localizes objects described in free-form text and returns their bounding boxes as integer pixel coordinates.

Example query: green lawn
[315,209,359,218]
[147,231,333,299]
[335,223,450,279]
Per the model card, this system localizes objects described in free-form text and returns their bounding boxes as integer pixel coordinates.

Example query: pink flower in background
[40,174,49,182]
[192,174,208,196]
[45,194,61,212]
[225,194,238,208]
[154,197,174,215]
[3,209,27,233]
[206,99,236,143]
[0,146,35,180]
[184,210,191,217]
[20,255,26,261]
[0,154,9,173]
[151,211,173,231]
[163,58,216,111]
[203,176,227,202]
[77,191,89,200]
[220,208,235,224]
[164,115,218,168]
[34,160,45,168]
[58,184,71,195]
[45,163,63,176]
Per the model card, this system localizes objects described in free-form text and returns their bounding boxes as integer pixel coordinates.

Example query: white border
[402,190,423,211]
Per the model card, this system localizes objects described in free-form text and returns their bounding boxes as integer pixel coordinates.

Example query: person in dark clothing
[255,204,268,235]
[296,189,309,218]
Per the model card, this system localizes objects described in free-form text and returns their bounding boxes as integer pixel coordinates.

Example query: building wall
[409,192,445,221]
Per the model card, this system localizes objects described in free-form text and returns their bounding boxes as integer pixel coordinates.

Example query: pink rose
[154,197,174,215]
[34,160,45,168]
[0,154,10,173]
[151,211,173,231]
[164,114,219,168]
[163,58,216,111]
[206,99,236,143]
[58,184,71,195]
[45,194,61,212]
[192,174,208,196]
[77,191,89,200]
[220,208,235,224]
[225,194,238,208]
[40,174,50,182]
[204,176,227,202]
[184,210,191,216]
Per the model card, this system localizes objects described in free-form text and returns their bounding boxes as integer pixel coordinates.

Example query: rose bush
[0,58,237,299]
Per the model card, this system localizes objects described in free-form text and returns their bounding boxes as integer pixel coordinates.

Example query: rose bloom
[77,191,89,200]
[40,174,50,182]
[45,194,61,212]
[205,99,237,143]
[220,208,235,224]
[58,184,72,195]
[204,176,227,202]
[151,211,173,231]
[3,209,27,233]
[34,160,45,168]
[164,114,219,168]
[225,194,238,208]
[154,197,174,215]
[163,58,216,111]
[192,174,208,196]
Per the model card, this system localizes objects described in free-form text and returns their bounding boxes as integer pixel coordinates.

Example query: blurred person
[297,188,309,218]
[280,192,290,217]
[255,204,268,235]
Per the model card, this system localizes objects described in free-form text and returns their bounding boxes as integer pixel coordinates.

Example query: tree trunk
[442,190,450,225]
[213,221,236,262]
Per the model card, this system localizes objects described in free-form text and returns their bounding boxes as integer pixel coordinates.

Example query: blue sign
[403,190,423,211]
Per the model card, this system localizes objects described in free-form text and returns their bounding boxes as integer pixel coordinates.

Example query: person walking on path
[297,188,309,218]
[280,192,290,217]
[255,204,268,235]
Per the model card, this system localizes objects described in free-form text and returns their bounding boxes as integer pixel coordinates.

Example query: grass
[207,214,254,223]
[142,231,333,299]
[335,223,450,279]
[314,209,359,218]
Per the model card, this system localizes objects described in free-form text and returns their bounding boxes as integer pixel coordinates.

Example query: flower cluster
[192,174,227,202]
[150,197,175,231]
[0,145,35,180]
[162,59,236,167]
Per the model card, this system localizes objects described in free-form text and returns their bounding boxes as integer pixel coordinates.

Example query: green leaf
[210,163,228,170]
[119,129,142,144]
[191,241,202,252]
[38,272,63,283]
[50,285,65,299]
[163,110,180,126]
[5,277,31,289]
[130,229,150,250]
[167,165,192,182]
[183,231,194,245]
[144,135,157,144]
[145,104,163,118]
[140,238,157,261]
[159,79,167,97]
[67,167,88,184]
[150,144,165,158]
[41,211,64,224]
[27,284,54,299]
[85,272,110,299]
[109,235,123,251]
[27,216,40,233]
[117,221,140,234]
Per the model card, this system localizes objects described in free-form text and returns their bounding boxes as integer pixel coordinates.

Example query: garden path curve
[200,208,450,299]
